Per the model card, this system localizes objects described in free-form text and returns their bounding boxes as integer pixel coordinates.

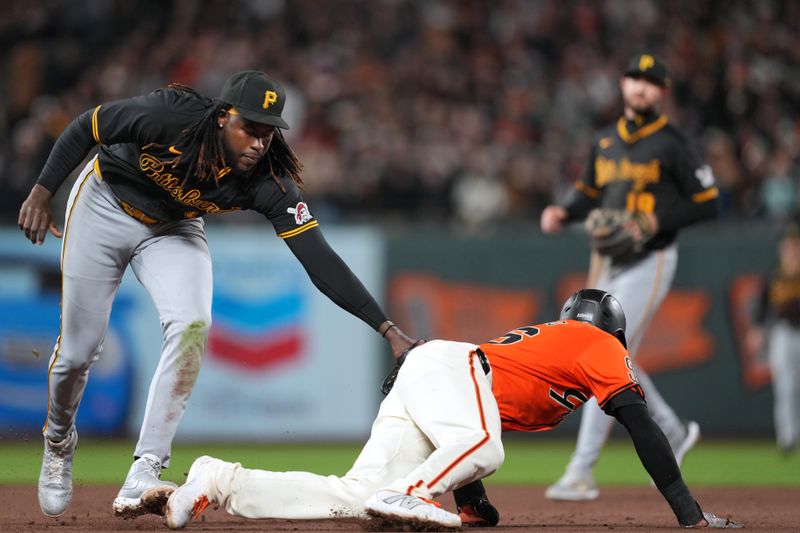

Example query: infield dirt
[2,485,797,532]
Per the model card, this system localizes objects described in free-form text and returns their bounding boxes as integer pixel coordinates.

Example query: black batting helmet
[560,289,627,348]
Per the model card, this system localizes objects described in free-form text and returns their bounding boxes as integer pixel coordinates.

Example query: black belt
[475,348,491,375]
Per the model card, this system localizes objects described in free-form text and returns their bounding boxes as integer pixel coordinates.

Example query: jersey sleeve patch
[277,201,318,238]
[287,201,313,225]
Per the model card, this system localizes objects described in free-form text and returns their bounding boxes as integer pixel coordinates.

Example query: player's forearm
[36,110,97,194]
[612,402,703,526]
[562,188,597,222]
[285,228,388,330]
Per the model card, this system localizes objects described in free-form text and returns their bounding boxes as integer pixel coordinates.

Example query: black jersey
[754,270,800,328]
[564,113,718,251]
[32,85,390,331]
[44,88,317,238]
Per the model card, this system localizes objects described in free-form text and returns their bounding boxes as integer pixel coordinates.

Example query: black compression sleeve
[283,226,389,331]
[605,393,703,526]
[655,196,719,234]
[36,110,97,194]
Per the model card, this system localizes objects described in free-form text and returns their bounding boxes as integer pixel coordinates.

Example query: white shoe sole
[544,485,599,501]
[165,456,217,529]
[365,494,461,528]
[39,495,71,518]
[674,421,701,467]
[113,486,176,518]
[650,421,702,488]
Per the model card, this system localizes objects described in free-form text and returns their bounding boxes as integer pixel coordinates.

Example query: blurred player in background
[18,70,417,519]
[539,54,719,500]
[163,290,741,530]
[749,221,800,455]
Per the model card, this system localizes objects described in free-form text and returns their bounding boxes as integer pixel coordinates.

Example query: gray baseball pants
[565,245,686,474]
[767,321,800,450]
[44,157,212,467]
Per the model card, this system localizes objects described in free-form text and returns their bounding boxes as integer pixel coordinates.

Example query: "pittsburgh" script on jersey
[139,153,239,215]
[594,156,661,190]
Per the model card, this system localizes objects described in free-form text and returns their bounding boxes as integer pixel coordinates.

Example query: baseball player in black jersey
[18,70,417,519]
[750,222,800,455]
[537,54,720,501]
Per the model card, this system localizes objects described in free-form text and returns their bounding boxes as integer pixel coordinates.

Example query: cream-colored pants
[200,340,504,519]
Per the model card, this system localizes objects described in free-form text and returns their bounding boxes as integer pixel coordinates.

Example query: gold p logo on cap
[263,90,278,109]
[639,54,655,71]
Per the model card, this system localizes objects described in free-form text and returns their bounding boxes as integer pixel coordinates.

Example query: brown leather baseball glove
[584,208,656,258]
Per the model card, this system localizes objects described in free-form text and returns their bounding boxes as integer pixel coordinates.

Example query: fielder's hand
[384,324,418,360]
[380,339,425,395]
[19,184,62,244]
[540,205,568,233]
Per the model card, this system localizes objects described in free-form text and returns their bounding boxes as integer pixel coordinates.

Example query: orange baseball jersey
[479,320,643,432]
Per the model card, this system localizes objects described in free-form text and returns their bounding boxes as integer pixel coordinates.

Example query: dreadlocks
[145,83,303,190]
[252,128,303,192]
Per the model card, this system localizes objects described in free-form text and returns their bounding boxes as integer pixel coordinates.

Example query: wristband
[379,320,397,337]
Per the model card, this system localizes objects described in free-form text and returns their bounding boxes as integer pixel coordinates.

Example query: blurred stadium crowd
[1,0,798,228]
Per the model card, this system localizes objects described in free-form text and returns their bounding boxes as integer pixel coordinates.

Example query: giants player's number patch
[625,355,638,383]
[549,388,589,411]
[488,326,540,345]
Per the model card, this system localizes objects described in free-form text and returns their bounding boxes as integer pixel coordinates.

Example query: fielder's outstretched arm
[283,226,416,358]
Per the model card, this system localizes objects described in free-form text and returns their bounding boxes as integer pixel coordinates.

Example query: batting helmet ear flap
[612,329,627,349]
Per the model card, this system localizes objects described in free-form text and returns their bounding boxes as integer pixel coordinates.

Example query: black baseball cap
[219,70,290,129]
[624,53,670,87]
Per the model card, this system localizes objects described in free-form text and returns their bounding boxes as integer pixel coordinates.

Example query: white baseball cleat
[545,470,599,501]
[38,429,78,517]
[673,420,701,467]
[650,420,702,488]
[113,454,178,517]
[683,511,744,528]
[165,456,217,530]
[365,490,462,529]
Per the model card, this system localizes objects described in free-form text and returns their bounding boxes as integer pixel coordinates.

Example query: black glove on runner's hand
[380,339,425,395]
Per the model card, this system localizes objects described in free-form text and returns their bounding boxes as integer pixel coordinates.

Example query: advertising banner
[0,226,384,441]
[0,233,133,436]
[126,226,385,441]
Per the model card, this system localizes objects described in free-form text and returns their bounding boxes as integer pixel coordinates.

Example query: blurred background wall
[0,0,797,440]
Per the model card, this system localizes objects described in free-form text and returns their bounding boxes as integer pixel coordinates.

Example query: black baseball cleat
[457,496,500,527]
